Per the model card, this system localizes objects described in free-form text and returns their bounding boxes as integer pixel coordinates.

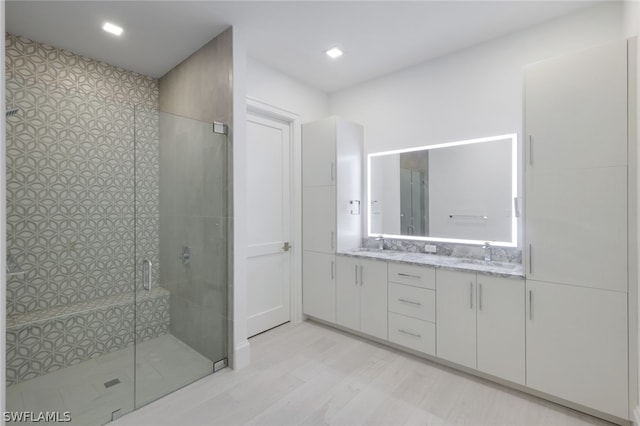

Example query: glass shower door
[5,75,229,424]
[133,108,229,408]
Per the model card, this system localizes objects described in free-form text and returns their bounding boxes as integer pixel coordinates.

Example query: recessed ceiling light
[325,47,343,59]
[102,22,123,36]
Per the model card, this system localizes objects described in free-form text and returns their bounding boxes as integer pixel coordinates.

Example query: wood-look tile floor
[114,320,616,426]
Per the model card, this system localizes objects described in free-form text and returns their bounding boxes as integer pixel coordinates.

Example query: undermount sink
[454,258,519,270]
[358,247,389,253]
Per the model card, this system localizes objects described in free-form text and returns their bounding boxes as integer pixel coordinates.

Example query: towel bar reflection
[449,214,488,220]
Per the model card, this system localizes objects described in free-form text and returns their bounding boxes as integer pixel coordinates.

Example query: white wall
[247,56,329,123]
[330,1,625,245]
[232,26,251,369]
[330,2,624,155]
[624,0,640,421]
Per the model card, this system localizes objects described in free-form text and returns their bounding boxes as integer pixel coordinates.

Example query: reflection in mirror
[368,134,517,246]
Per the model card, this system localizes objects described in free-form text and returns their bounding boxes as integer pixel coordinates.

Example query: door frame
[246,97,302,326]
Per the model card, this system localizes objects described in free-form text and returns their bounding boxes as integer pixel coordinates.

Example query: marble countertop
[338,249,524,278]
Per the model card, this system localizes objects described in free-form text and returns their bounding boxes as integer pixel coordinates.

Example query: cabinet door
[302,251,336,323]
[525,167,627,292]
[524,41,626,169]
[336,256,360,331]
[303,186,336,254]
[359,259,388,340]
[476,276,525,384]
[436,270,476,369]
[526,280,628,418]
[302,118,336,187]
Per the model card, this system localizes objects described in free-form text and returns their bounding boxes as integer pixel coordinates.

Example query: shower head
[6,108,19,117]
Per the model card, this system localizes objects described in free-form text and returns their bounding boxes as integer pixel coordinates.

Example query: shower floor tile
[6,334,213,426]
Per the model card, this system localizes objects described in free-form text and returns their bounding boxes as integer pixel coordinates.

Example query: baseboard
[633,404,640,425]
[232,340,251,370]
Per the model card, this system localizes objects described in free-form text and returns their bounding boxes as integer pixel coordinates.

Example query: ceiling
[5,1,606,93]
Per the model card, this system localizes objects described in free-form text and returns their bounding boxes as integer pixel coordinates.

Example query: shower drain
[104,378,121,388]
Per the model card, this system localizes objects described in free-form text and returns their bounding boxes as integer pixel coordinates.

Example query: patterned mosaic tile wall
[5,34,158,110]
[5,33,166,383]
[5,33,160,315]
[6,288,170,385]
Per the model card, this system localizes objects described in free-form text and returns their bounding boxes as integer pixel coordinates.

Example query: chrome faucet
[375,235,385,251]
[482,242,492,262]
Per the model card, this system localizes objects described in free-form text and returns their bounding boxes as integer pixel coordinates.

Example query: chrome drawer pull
[398,298,421,306]
[398,329,421,338]
[398,273,420,279]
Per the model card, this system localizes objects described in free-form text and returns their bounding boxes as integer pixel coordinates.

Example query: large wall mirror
[367,134,518,246]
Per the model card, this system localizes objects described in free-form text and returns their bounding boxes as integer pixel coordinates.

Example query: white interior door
[247,112,291,337]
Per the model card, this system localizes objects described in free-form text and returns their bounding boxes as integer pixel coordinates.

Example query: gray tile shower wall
[158,28,232,363]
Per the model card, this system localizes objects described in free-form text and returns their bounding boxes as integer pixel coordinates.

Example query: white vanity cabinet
[387,263,437,356]
[436,269,525,384]
[336,256,388,340]
[523,40,632,419]
[436,270,476,369]
[302,117,363,322]
[526,280,628,418]
[476,274,525,384]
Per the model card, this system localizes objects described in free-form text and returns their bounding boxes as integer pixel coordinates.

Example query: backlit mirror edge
[366,133,519,248]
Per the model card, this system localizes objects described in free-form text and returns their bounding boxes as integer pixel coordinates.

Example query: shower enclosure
[5,75,229,424]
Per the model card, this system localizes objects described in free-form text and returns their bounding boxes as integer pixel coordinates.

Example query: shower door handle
[142,260,152,290]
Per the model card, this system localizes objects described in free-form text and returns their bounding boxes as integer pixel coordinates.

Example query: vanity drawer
[389,282,435,322]
[388,263,436,289]
[388,312,436,356]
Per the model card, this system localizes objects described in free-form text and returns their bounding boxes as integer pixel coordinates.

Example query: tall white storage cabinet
[524,40,632,419]
[302,117,363,323]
